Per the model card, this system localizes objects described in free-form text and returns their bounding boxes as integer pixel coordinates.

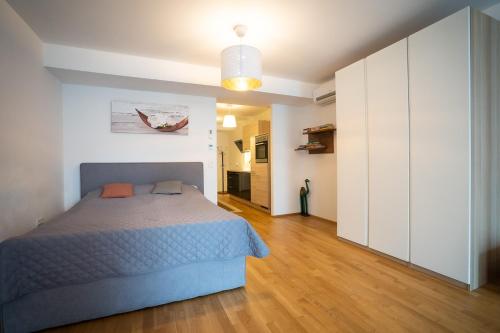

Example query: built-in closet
[336,59,369,246]
[336,7,499,289]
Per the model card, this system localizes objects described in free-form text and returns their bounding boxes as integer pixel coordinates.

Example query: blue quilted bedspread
[0,185,269,305]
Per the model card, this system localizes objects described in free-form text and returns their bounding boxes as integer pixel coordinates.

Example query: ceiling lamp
[221,25,262,92]
[222,114,237,128]
[222,104,237,128]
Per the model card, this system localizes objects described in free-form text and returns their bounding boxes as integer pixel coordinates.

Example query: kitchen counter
[227,171,251,201]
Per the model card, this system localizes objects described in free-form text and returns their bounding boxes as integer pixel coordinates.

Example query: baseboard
[271,213,336,224]
[409,264,469,290]
[271,212,300,218]
[309,214,337,224]
[337,236,370,251]
[337,237,469,290]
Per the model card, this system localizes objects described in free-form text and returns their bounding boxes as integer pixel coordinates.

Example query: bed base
[1,257,246,333]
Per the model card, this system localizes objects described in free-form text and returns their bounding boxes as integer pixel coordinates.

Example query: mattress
[0,185,269,305]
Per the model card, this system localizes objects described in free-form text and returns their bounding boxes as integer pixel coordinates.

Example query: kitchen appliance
[313,79,336,105]
[234,139,244,153]
[255,134,269,163]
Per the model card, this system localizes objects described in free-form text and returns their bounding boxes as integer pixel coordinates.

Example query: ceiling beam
[44,44,317,105]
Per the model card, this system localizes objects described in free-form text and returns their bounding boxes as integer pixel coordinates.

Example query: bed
[0,162,269,333]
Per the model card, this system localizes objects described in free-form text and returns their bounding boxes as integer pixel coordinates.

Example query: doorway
[216,103,271,214]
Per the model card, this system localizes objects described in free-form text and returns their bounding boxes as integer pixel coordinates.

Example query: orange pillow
[101,183,134,198]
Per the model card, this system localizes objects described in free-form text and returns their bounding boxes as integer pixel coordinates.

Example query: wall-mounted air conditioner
[313,79,336,105]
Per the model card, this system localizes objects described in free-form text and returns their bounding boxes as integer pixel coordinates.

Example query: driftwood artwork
[111,101,189,135]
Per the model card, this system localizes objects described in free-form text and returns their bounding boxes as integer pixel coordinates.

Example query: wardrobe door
[409,8,470,283]
[366,39,409,261]
[336,59,368,245]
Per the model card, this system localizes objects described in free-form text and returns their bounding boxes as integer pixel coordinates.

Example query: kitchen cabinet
[250,136,270,209]
[227,171,251,201]
[251,163,269,208]
[242,120,270,151]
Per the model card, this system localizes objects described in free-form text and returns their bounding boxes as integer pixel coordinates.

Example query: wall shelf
[295,144,327,151]
[302,127,335,135]
[296,124,335,154]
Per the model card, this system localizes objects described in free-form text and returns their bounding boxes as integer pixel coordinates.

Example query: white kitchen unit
[335,7,499,288]
[366,39,409,261]
[336,59,368,246]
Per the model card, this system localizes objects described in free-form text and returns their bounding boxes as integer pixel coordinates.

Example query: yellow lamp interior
[221,77,262,91]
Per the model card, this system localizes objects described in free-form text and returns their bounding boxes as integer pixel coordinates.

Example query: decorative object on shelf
[221,25,262,92]
[302,123,335,134]
[296,123,335,154]
[111,101,189,135]
[295,145,327,151]
[300,179,310,216]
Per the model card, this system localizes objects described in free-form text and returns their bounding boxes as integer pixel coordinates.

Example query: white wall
[219,127,246,170]
[0,0,63,241]
[271,103,337,221]
[63,84,217,208]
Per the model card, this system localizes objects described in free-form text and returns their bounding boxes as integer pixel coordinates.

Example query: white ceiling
[8,0,499,83]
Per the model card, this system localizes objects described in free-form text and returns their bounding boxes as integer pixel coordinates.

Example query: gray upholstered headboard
[80,162,204,198]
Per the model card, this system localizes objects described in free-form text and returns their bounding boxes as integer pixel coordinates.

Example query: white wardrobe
[336,7,499,288]
[366,39,409,262]
[336,59,369,246]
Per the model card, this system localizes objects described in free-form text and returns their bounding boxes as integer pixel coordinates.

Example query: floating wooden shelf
[296,123,335,154]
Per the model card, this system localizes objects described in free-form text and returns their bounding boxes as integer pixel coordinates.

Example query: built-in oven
[255,134,269,163]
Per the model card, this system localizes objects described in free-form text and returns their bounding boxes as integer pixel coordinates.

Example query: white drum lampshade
[221,25,262,91]
[222,114,237,128]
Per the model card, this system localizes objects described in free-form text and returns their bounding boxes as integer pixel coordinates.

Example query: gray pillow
[152,180,183,194]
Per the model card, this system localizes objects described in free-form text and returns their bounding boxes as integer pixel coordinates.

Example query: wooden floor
[48,195,500,333]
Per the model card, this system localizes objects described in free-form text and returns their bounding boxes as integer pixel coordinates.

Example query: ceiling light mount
[233,24,248,39]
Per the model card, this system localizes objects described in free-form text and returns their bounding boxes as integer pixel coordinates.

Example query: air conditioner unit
[313,79,336,105]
